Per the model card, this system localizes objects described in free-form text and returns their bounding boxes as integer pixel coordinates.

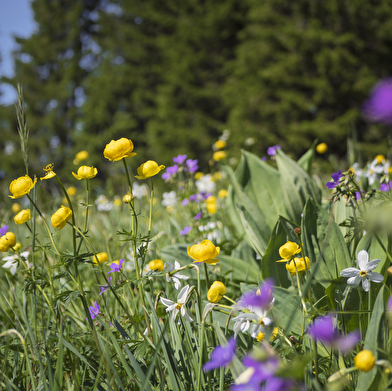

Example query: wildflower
[173,154,187,164]
[135,160,165,179]
[203,338,236,372]
[67,186,77,196]
[218,189,228,198]
[285,257,310,275]
[316,143,328,154]
[307,315,359,353]
[51,205,72,229]
[162,165,179,180]
[277,241,301,262]
[326,170,343,189]
[11,203,21,213]
[180,226,192,236]
[132,182,149,199]
[95,195,113,211]
[2,251,30,275]
[162,191,177,208]
[365,155,387,185]
[187,239,220,265]
[9,175,37,199]
[213,140,227,150]
[207,281,227,303]
[196,174,216,193]
[194,172,204,180]
[108,259,124,273]
[193,212,202,220]
[362,78,392,124]
[354,350,376,372]
[340,250,383,291]
[87,301,101,320]
[238,280,274,310]
[185,159,198,173]
[160,284,193,323]
[205,195,217,214]
[0,232,17,252]
[74,150,89,163]
[72,165,98,180]
[99,277,113,295]
[0,226,8,236]
[93,252,109,265]
[165,260,189,290]
[148,259,164,271]
[267,145,281,156]
[40,164,56,180]
[213,151,227,161]
[14,209,31,225]
[103,138,136,162]
[379,182,392,192]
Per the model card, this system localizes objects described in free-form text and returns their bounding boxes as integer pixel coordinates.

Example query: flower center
[258,317,265,326]
[175,303,182,310]
[360,270,367,277]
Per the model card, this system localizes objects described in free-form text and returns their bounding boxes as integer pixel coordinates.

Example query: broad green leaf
[297,141,316,176]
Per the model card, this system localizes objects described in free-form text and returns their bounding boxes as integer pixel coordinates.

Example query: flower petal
[362,278,370,292]
[347,274,361,287]
[366,259,381,271]
[340,267,360,277]
[367,271,384,283]
[357,250,369,270]
[160,298,175,308]
[177,284,190,304]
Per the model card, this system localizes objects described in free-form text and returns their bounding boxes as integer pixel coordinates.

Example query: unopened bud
[123,194,134,204]
[387,266,392,276]
[294,228,301,235]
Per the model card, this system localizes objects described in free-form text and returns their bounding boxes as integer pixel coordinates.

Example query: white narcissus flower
[2,251,30,275]
[165,260,189,290]
[340,250,384,292]
[233,308,273,338]
[160,284,193,323]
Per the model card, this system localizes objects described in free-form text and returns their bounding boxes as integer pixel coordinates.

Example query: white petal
[362,279,370,292]
[177,285,190,304]
[171,308,179,321]
[172,277,181,290]
[357,250,369,271]
[10,263,18,275]
[160,298,174,308]
[340,268,359,277]
[366,259,381,272]
[263,317,273,326]
[181,307,193,322]
[240,320,250,333]
[367,272,384,283]
[174,260,181,269]
[20,251,30,259]
[347,275,361,287]
[2,255,16,262]
[175,273,189,280]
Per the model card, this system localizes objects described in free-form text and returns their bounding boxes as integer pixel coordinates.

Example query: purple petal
[181,198,189,206]
[242,356,279,383]
[307,315,336,343]
[203,338,236,372]
[334,331,360,354]
[173,154,187,164]
[362,78,392,124]
[193,212,202,220]
[239,279,274,310]
[0,225,9,236]
[180,226,192,236]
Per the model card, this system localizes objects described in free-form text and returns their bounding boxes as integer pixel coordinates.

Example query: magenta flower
[108,259,124,274]
[362,78,392,124]
[87,301,101,320]
[180,226,192,236]
[173,154,187,164]
[203,338,236,372]
[326,170,343,189]
[267,145,281,156]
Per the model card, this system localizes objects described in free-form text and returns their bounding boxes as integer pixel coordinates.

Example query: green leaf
[297,141,316,176]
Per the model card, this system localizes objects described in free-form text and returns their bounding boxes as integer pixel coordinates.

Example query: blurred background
[1,0,391,193]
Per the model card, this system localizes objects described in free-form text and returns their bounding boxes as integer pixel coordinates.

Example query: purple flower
[362,78,392,124]
[99,277,113,295]
[87,301,101,320]
[326,170,343,189]
[181,198,189,206]
[193,212,202,220]
[267,145,281,156]
[242,355,279,384]
[173,154,187,164]
[185,159,199,173]
[203,338,236,372]
[189,194,199,202]
[238,279,274,310]
[388,297,392,311]
[263,378,294,391]
[162,172,170,180]
[307,315,359,353]
[180,226,192,236]
[0,225,9,236]
[262,156,267,161]
[108,259,124,274]
[379,181,392,192]
[200,192,212,200]
[167,165,179,175]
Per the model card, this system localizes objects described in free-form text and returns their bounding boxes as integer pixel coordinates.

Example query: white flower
[165,260,189,290]
[364,156,386,185]
[2,251,30,275]
[340,250,384,292]
[233,307,273,338]
[195,174,216,193]
[160,284,193,323]
[133,182,149,199]
[95,195,113,211]
[161,191,177,208]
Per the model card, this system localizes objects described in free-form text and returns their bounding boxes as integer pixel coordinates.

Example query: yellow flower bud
[51,205,72,229]
[40,164,57,180]
[103,138,137,162]
[123,194,134,204]
[14,209,31,225]
[218,189,228,198]
[316,143,328,154]
[213,151,227,161]
[11,203,21,213]
[13,242,22,251]
[187,240,220,265]
[214,140,227,150]
[72,165,98,180]
[75,150,89,161]
[9,175,37,199]
[93,252,108,265]
[354,350,376,372]
[207,281,226,303]
[277,241,301,261]
[135,160,165,180]
[149,259,164,271]
[0,232,17,252]
[285,257,310,275]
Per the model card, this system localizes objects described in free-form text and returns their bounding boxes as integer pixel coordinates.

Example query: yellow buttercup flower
[213,151,227,161]
[11,203,21,213]
[114,197,122,207]
[375,154,385,164]
[194,172,204,180]
[72,165,98,180]
[218,189,228,198]
[316,143,328,154]
[51,205,72,229]
[40,164,57,180]
[67,186,77,196]
[9,175,37,199]
[214,172,223,181]
[135,160,165,179]
[103,138,137,162]
[205,195,217,214]
[14,209,31,225]
[354,350,375,372]
[149,259,164,271]
[187,240,220,265]
[0,232,17,252]
[285,257,310,275]
[207,281,226,303]
[214,140,227,150]
[93,252,108,265]
[13,242,22,251]
[277,241,301,262]
[75,150,89,161]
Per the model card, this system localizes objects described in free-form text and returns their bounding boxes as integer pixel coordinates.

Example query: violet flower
[87,301,101,320]
[99,277,113,295]
[326,170,343,189]
[238,279,274,310]
[0,225,9,236]
[189,194,199,202]
[185,159,198,173]
[267,145,281,156]
[379,181,392,192]
[181,198,189,206]
[203,338,236,372]
[362,78,392,125]
[193,212,202,220]
[108,259,124,274]
[173,154,187,164]
[180,226,192,236]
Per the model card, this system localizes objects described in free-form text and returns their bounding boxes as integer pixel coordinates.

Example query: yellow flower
[213,151,227,161]
[214,140,227,150]
[11,203,21,213]
[75,150,89,161]
[93,252,108,265]
[40,164,57,180]
[285,257,310,275]
[218,189,228,198]
[14,209,31,225]
[135,160,165,179]
[149,259,164,271]
[67,186,77,196]
[277,241,301,262]
[123,193,133,204]
[103,138,137,162]
[13,242,22,251]
[205,195,217,214]
[375,154,385,164]
[194,172,204,180]
[187,240,220,265]
[354,350,375,372]
[9,175,37,199]
[51,205,72,229]
[316,143,328,154]
[256,332,265,342]
[207,281,226,303]
[72,165,98,180]
[0,232,17,252]
[214,172,223,181]
[256,327,278,342]
[114,196,122,207]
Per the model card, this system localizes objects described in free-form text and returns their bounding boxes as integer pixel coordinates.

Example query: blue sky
[0,0,36,105]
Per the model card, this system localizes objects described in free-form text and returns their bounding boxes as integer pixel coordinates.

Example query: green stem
[197,322,205,391]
